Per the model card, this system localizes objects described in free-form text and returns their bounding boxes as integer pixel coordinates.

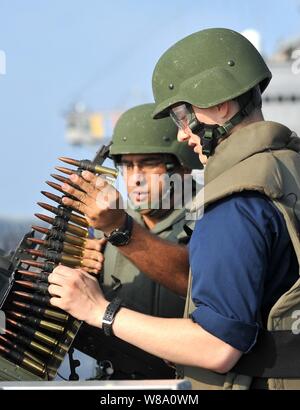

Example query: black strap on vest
[233,329,300,378]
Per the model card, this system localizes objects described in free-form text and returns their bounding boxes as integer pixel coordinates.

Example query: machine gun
[0,142,116,381]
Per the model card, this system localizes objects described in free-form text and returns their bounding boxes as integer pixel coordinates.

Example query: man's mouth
[131,191,149,202]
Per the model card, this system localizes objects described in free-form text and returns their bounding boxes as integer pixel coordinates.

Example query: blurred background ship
[264,35,300,135]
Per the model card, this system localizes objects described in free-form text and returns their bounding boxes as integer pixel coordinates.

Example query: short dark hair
[234,85,262,112]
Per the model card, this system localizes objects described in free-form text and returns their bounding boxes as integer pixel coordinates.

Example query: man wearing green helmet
[73,103,202,380]
[48,28,300,390]
[149,28,300,389]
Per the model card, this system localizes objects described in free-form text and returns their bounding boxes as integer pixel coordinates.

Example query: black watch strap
[102,297,123,336]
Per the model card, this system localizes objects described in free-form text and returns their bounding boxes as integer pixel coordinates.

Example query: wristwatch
[102,297,123,336]
[104,213,133,246]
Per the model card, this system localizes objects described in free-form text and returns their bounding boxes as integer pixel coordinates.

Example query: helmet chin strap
[128,188,173,218]
[190,99,256,157]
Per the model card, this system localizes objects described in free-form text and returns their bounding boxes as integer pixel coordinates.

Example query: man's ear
[217,101,230,119]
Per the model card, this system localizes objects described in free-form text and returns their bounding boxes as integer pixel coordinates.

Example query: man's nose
[177,128,191,142]
[131,171,145,186]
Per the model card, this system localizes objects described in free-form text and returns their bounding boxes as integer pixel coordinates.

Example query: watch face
[105,214,133,246]
[108,231,130,246]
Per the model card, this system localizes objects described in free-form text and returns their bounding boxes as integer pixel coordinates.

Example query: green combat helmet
[151,28,272,156]
[110,103,202,170]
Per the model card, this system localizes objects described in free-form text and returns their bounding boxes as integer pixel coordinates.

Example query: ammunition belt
[0,149,117,381]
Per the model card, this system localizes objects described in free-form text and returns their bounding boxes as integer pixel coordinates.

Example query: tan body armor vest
[180,121,300,390]
[101,207,191,317]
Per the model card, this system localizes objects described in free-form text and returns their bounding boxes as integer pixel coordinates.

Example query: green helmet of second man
[110,103,202,169]
[152,28,272,119]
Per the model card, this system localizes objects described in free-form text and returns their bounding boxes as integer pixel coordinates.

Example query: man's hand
[60,172,189,296]
[48,265,109,327]
[61,170,126,233]
[81,238,106,274]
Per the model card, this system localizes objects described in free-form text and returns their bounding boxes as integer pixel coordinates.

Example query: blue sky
[0,0,300,217]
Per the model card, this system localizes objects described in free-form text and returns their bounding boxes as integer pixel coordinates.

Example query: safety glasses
[170,103,201,133]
